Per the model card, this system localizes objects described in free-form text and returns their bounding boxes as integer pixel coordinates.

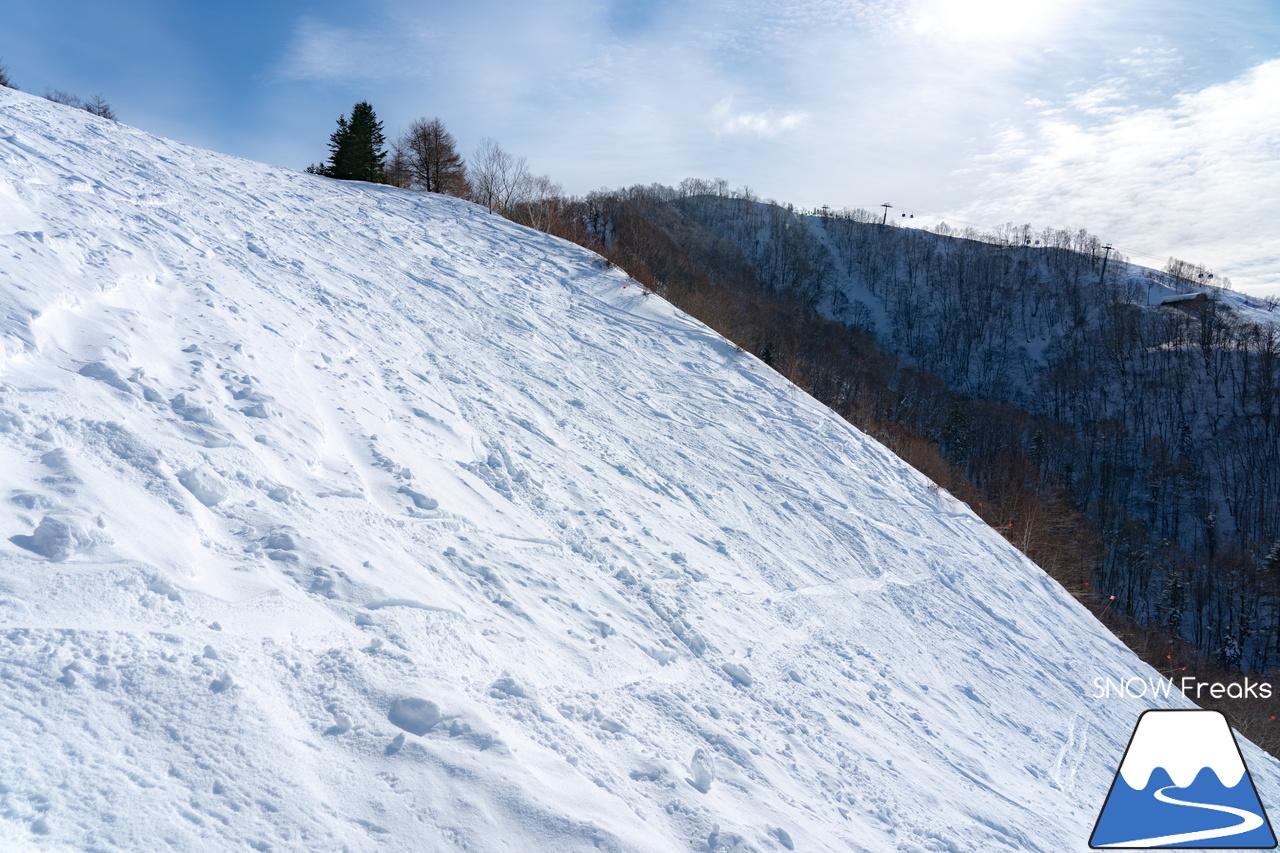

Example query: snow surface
[1211,286,1280,330]
[2,88,1278,852]
[1115,262,1279,329]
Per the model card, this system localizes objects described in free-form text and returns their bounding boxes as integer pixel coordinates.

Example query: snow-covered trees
[309,101,387,183]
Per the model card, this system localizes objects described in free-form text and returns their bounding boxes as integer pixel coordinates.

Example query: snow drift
[1,88,1276,852]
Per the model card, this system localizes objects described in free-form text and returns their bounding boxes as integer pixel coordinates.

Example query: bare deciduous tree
[384,146,412,189]
[0,60,14,90]
[42,87,117,120]
[468,137,526,213]
[393,118,468,197]
[44,88,83,108]
[467,138,559,218]
[514,173,565,231]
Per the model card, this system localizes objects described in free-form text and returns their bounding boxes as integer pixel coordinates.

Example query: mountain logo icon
[1091,710,1276,848]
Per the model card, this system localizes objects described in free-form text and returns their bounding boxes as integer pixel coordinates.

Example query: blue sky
[5,0,1280,292]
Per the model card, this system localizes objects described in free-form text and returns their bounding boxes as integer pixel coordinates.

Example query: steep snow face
[1,89,1277,852]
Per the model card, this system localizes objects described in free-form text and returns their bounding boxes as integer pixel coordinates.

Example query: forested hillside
[515,183,1280,680]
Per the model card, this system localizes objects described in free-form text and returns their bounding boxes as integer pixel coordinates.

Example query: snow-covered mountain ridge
[1,89,1274,852]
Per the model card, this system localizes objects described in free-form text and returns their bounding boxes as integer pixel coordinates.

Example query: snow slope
[2,89,1277,852]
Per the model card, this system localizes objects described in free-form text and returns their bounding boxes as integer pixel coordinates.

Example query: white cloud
[1066,80,1129,116]
[275,18,423,83]
[909,0,1080,44]
[713,100,809,137]
[1114,45,1182,80]
[257,0,1280,298]
[954,59,1280,294]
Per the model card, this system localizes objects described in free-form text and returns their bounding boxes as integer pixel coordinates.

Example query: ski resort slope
[1,90,1276,853]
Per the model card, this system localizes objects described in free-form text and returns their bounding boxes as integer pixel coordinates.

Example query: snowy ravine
[1,90,1275,853]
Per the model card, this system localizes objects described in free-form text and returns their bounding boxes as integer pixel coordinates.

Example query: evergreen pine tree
[941,402,973,461]
[83,94,116,120]
[326,113,351,175]
[1219,632,1242,669]
[1027,429,1047,468]
[1156,569,1186,634]
[322,102,387,183]
[1266,541,1280,574]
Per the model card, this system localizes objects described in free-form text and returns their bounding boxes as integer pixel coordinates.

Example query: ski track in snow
[1,89,1279,852]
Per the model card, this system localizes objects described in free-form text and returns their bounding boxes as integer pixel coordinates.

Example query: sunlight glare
[913,0,1071,43]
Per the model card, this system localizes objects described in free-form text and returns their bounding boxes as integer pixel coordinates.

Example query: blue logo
[1091,710,1276,848]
